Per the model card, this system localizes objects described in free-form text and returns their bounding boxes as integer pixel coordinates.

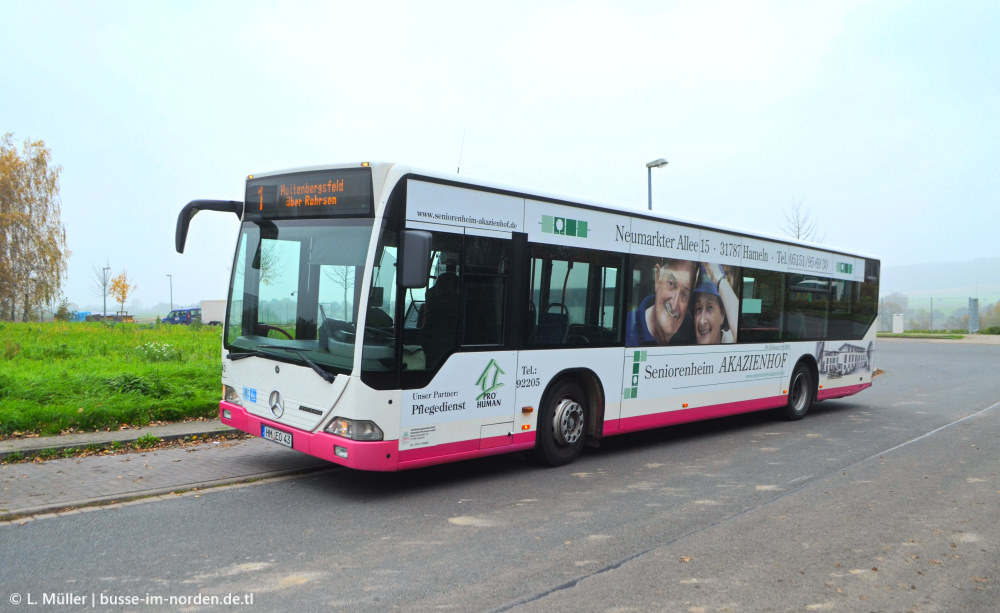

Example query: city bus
[175,162,879,471]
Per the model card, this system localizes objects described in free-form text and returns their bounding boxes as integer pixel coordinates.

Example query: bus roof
[246,161,877,263]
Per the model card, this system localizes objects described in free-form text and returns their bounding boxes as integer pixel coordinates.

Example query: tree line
[881,291,1000,332]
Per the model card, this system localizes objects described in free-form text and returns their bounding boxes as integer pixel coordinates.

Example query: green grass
[134,433,162,448]
[0,322,221,436]
[876,332,965,340]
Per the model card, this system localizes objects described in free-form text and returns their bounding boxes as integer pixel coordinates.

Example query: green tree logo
[476,359,506,400]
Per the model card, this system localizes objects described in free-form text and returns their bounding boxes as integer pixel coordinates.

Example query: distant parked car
[162,307,201,325]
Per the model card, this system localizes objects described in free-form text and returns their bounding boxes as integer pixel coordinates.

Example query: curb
[0,424,239,461]
[0,462,334,523]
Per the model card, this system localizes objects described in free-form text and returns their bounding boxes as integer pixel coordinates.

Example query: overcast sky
[3,0,998,312]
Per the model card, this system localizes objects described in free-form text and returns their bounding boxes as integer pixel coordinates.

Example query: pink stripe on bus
[397,432,536,470]
[614,395,788,434]
[817,382,871,401]
[222,382,869,471]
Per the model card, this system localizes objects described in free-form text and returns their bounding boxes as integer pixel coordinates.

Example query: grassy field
[876,332,966,340]
[0,322,221,437]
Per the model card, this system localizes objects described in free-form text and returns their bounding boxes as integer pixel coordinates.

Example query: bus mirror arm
[399,230,433,288]
[175,199,243,253]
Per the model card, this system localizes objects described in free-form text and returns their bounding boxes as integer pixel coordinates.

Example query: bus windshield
[225,217,375,376]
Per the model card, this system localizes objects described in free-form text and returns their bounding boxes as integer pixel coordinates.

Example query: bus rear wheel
[533,380,587,467]
[781,363,814,421]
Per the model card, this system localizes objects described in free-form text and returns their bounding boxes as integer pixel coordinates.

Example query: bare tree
[981,302,1000,328]
[93,261,113,317]
[325,266,354,319]
[780,200,825,242]
[909,309,931,330]
[259,241,282,287]
[882,291,908,316]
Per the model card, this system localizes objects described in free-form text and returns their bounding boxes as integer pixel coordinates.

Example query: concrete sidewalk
[0,422,331,521]
[0,419,237,458]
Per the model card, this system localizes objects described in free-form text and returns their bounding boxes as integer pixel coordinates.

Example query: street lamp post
[167,274,173,311]
[103,266,111,320]
[646,158,668,211]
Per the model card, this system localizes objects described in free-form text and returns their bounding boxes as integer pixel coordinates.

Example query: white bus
[176,162,879,471]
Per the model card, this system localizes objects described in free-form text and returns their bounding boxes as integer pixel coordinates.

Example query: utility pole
[103,266,111,320]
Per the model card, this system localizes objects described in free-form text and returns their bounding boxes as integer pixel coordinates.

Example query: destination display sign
[244,167,374,220]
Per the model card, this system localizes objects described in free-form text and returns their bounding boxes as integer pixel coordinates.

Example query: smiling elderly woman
[693,262,739,344]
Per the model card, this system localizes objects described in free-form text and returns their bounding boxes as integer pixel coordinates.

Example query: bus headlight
[223,385,242,406]
[324,417,384,441]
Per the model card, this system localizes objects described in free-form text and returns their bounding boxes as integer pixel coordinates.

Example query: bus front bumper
[219,401,399,471]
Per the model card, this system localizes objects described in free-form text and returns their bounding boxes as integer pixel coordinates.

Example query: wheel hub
[552,397,584,446]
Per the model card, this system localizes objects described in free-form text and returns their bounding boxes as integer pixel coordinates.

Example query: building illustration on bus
[175,162,879,471]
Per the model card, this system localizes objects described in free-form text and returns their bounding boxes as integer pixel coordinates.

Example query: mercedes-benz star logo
[269,390,284,418]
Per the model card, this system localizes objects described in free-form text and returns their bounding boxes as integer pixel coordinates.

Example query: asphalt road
[1,339,997,612]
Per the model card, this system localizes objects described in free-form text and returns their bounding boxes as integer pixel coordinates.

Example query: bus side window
[827,276,876,340]
[462,235,509,347]
[738,268,783,342]
[529,250,575,345]
[784,275,830,340]
[528,245,622,346]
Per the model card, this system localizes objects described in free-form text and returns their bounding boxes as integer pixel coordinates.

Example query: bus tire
[781,363,814,421]
[533,380,587,467]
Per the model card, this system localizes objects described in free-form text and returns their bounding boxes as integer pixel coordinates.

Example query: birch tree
[0,134,69,321]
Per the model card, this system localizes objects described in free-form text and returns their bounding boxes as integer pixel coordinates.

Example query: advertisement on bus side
[400,353,518,450]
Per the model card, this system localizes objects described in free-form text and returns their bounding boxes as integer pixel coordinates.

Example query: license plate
[261,424,293,448]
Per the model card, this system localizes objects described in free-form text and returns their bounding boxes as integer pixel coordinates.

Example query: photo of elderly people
[625,257,740,346]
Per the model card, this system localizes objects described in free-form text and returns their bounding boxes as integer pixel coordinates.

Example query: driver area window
[394,231,510,390]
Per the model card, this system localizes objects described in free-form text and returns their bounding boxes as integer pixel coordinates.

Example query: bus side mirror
[399,230,432,288]
[175,199,243,253]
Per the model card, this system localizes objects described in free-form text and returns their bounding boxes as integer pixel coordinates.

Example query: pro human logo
[476,359,505,407]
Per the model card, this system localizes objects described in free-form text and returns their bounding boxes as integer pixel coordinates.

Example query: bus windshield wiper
[232,345,336,383]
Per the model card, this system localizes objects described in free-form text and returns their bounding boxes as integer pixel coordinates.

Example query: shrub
[103,373,168,398]
[134,433,162,448]
[2,451,25,463]
[134,342,183,362]
[2,340,21,359]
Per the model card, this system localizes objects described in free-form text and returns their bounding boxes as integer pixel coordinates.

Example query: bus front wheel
[781,363,814,421]
[533,380,587,467]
